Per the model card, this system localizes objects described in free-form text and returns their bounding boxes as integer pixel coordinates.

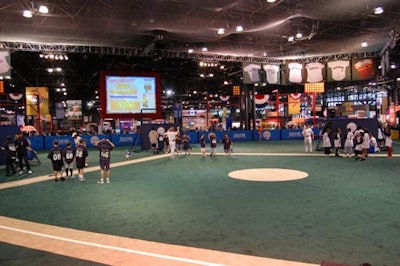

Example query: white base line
[0,224,225,266]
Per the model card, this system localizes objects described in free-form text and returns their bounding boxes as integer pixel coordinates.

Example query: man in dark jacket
[15,132,32,175]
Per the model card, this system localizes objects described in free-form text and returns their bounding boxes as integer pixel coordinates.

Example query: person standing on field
[302,125,314,152]
[95,138,115,184]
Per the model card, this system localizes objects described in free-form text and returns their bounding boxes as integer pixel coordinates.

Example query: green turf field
[0,140,399,265]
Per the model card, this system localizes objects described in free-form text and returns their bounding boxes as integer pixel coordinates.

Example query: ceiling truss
[0,41,381,64]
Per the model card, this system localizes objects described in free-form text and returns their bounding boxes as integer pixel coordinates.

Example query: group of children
[200,133,233,157]
[160,127,192,157]
[159,129,233,158]
[47,136,115,184]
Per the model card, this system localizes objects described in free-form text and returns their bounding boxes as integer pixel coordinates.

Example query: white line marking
[0,224,226,266]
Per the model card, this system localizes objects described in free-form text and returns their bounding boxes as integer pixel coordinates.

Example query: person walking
[384,127,393,158]
[302,125,314,152]
[361,128,370,160]
[354,130,364,160]
[95,138,115,184]
[15,132,33,175]
[165,126,180,158]
[369,132,379,153]
[343,128,354,158]
[148,127,159,154]
[63,141,75,178]
[209,132,217,157]
[200,134,206,157]
[182,134,190,155]
[75,138,88,181]
[322,128,332,156]
[333,128,342,157]
[48,140,65,181]
[222,133,233,156]
[1,135,17,176]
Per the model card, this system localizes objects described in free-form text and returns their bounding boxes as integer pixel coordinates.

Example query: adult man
[15,132,33,174]
[302,125,314,153]
[148,127,159,154]
[165,126,180,158]
[72,132,81,147]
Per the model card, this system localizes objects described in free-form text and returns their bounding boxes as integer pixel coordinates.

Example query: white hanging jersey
[305,62,325,83]
[288,62,303,83]
[263,64,280,84]
[328,60,349,81]
[243,64,261,83]
[0,51,10,74]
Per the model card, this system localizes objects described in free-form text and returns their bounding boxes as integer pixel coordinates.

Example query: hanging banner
[352,58,377,81]
[288,93,302,115]
[66,100,82,120]
[26,87,49,116]
[55,102,65,119]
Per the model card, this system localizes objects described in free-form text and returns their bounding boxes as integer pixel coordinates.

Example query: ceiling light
[236,26,243,32]
[361,42,368,47]
[38,5,49,14]
[266,0,276,2]
[188,48,194,53]
[22,10,33,18]
[296,32,303,39]
[288,36,295,42]
[23,4,49,18]
[217,28,225,35]
[374,7,384,15]
[201,47,208,52]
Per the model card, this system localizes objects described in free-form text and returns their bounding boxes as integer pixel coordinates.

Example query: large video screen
[99,70,161,119]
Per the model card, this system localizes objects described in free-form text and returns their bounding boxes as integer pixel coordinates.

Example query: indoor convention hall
[0,1,400,266]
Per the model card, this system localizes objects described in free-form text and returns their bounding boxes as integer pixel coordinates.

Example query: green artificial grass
[0,141,399,265]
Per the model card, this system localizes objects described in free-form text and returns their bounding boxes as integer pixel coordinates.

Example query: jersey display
[327,60,350,81]
[262,64,280,84]
[305,62,325,83]
[288,62,303,83]
[242,63,261,83]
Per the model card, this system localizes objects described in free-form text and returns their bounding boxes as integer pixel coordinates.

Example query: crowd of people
[148,127,233,158]
[1,129,117,183]
[1,132,39,176]
[303,124,393,159]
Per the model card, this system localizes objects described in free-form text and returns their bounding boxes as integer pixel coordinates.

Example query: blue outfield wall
[25,129,322,152]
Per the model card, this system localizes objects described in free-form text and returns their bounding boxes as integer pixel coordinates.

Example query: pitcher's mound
[229,168,308,182]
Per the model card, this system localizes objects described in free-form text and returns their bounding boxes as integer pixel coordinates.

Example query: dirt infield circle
[229,168,308,182]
